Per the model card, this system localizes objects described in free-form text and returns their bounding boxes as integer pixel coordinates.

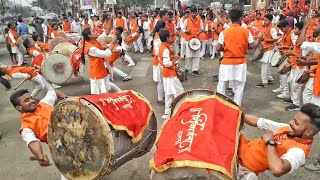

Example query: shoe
[192,71,200,76]
[268,80,274,84]
[272,87,282,93]
[255,83,268,88]
[162,114,170,119]
[123,76,132,81]
[285,104,300,111]
[277,93,290,99]
[305,160,320,172]
[127,63,135,67]
[52,84,62,89]
[210,56,215,59]
[226,88,233,92]
[283,98,293,104]
[157,100,164,104]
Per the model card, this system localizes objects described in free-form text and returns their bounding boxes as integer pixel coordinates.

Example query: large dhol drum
[32,53,73,84]
[52,42,77,57]
[48,91,157,180]
[79,60,90,81]
[150,89,243,180]
[17,35,34,55]
[49,37,69,51]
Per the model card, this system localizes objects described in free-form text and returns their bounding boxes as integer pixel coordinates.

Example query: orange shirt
[125,32,140,45]
[6,66,39,78]
[8,29,19,47]
[103,21,111,30]
[251,19,264,28]
[105,44,121,67]
[36,41,49,52]
[62,22,71,32]
[199,20,213,41]
[52,30,59,38]
[212,21,224,40]
[85,40,109,79]
[290,35,304,69]
[239,126,312,175]
[261,24,276,51]
[159,42,176,78]
[130,18,139,34]
[185,17,201,41]
[221,24,249,65]
[20,102,53,143]
[115,18,126,31]
[166,21,176,42]
[279,29,294,55]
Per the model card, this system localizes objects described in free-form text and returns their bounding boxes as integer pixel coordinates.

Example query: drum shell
[17,35,34,55]
[48,96,157,180]
[296,71,310,84]
[270,51,281,67]
[277,60,292,75]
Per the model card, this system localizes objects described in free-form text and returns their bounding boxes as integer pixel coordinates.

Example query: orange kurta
[279,29,294,55]
[115,18,126,31]
[20,102,53,143]
[8,29,19,47]
[261,24,276,51]
[239,126,312,175]
[221,24,249,65]
[159,42,176,78]
[130,18,139,34]
[62,22,71,32]
[185,17,201,41]
[85,40,109,79]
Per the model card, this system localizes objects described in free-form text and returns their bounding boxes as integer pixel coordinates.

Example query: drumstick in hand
[13,79,27,90]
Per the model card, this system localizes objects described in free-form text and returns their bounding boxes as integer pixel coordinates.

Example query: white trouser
[303,77,314,104]
[289,77,303,106]
[110,82,121,92]
[180,38,186,57]
[261,62,273,84]
[185,57,200,72]
[113,67,128,78]
[212,40,218,57]
[173,42,180,55]
[311,95,320,106]
[122,52,135,65]
[17,49,23,65]
[200,41,207,57]
[147,37,153,50]
[229,80,234,90]
[157,82,165,101]
[217,80,246,106]
[279,74,289,94]
[165,94,174,115]
[133,35,144,52]
[31,74,54,98]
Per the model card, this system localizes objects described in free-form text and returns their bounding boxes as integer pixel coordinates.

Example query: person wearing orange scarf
[113,11,128,32]
[239,104,320,179]
[179,10,190,60]
[182,7,203,76]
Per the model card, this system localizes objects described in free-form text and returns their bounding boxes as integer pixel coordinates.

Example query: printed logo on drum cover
[175,108,208,153]
[99,95,136,110]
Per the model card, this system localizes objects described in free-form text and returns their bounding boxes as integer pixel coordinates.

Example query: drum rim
[48,97,114,180]
[41,54,73,84]
[52,42,78,56]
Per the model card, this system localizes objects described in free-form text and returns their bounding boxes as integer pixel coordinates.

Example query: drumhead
[65,33,82,41]
[17,35,34,55]
[52,42,77,57]
[79,60,90,82]
[271,51,281,67]
[42,54,73,84]
[189,38,201,51]
[49,37,69,51]
[48,98,114,180]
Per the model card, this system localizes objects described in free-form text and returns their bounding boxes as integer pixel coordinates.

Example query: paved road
[0,47,319,180]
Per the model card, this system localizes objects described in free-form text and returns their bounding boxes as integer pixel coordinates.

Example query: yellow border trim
[82,90,154,143]
[150,94,243,179]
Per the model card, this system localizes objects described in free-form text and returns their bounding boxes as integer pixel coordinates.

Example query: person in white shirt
[239,103,320,179]
[71,17,83,34]
[143,15,151,52]
[273,10,280,25]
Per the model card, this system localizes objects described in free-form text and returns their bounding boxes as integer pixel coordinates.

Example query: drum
[252,46,263,61]
[151,89,243,180]
[65,32,82,42]
[105,35,114,44]
[48,92,157,180]
[296,70,310,84]
[57,31,68,39]
[189,38,201,51]
[273,56,287,67]
[17,35,34,55]
[52,42,77,57]
[271,50,281,67]
[49,37,69,51]
[277,59,292,75]
[79,60,90,82]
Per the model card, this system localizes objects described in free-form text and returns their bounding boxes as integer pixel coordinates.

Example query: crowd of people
[1,3,320,179]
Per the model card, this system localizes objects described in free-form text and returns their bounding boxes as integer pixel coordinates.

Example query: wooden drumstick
[13,79,27,90]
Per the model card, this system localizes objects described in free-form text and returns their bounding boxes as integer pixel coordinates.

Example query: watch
[266,140,276,147]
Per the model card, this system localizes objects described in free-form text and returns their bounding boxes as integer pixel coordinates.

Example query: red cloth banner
[150,95,242,179]
[248,26,264,37]
[81,90,153,143]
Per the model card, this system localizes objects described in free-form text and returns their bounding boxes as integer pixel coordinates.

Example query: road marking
[129,61,151,77]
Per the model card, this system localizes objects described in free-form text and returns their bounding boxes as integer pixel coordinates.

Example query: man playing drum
[274,20,297,99]
[10,88,66,166]
[182,7,203,76]
[216,9,254,106]
[239,103,320,179]
[256,14,279,88]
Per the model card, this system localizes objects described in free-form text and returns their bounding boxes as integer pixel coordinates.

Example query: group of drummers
[1,4,320,180]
